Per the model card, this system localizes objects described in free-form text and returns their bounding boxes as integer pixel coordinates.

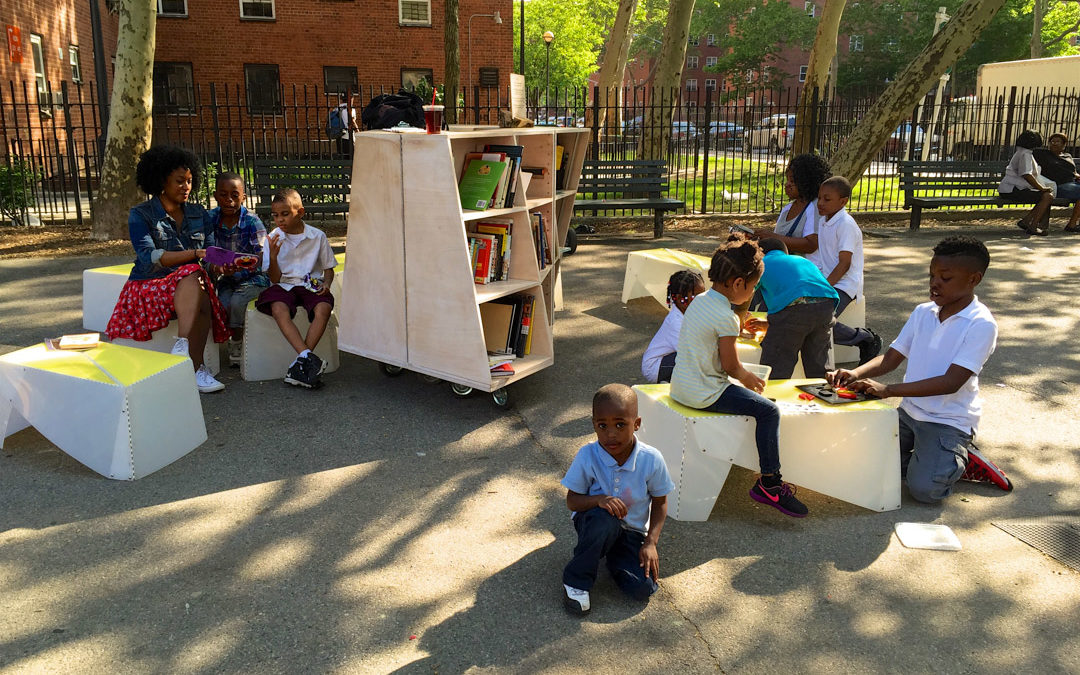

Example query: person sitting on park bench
[255,188,337,389]
[641,270,705,384]
[561,384,674,616]
[1032,131,1080,233]
[999,129,1056,236]
[829,235,998,504]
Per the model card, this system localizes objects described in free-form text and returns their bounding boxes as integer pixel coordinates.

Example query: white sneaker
[227,339,242,367]
[171,337,190,357]
[195,365,225,393]
[563,584,590,615]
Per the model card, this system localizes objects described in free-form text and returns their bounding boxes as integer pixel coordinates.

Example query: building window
[688,35,699,46]
[805,2,815,18]
[706,34,716,46]
[399,0,431,25]
[240,0,275,20]
[849,35,864,52]
[799,65,808,82]
[884,38,900,53]
[746,69,755,83]
[69,46,82,83]
[402,68,434,91]
[244,63,281,114]
[687,56,698,69]
[705,56,717,68]
[705,79,716,90]
[324,66,358,96]
[686,79,698,92]
[30,34,47,109]
[157,0,187,16]
[153,62,195,113]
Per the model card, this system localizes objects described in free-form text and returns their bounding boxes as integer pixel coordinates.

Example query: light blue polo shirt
[561,438,674,534]
[757,249,839,314]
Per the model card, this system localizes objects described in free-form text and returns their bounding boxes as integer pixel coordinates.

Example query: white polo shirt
[642,305,684,383]
[262,223,337,291]
[670,289,740,409]
[890,297,998,434]
[806,206,863,299]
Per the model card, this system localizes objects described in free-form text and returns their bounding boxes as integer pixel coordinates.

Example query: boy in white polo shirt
[829,236,997,503]
[256,188,338,388]
[809,175,882,365]
[561,384,674,616]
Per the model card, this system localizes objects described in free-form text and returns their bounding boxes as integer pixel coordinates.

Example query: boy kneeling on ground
[829,235,998,503]
[561,384,674,615]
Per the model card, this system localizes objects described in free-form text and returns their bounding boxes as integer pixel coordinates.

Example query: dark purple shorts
[256,285,334,321]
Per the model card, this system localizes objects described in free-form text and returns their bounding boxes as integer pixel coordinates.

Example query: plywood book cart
[338,126,589,407]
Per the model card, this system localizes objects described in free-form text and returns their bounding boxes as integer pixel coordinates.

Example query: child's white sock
[299,349,312,359]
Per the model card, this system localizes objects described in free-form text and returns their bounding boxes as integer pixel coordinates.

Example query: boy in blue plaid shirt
[209,172,270,365]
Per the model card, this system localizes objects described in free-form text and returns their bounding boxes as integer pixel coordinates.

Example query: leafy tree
[0,159,38,226]
[695,0,816,89]
[445,0,460,123]
[513,0,619,98]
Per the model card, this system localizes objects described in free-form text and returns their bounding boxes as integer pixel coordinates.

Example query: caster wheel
[564,227,578,255]
[419,374,442,384]
[491,387,511,408]
[379,363,405,377]
[450,383,473,397]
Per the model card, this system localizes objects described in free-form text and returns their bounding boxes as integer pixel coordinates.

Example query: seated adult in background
[1033,132,1080,232]
[756,153,831,255]
[105,146,232,393]
[998,129,1055,236]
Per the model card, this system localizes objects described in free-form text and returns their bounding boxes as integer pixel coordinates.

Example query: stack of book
[479,294,537,360]
[467,220,512,284]
[457,145,524,211]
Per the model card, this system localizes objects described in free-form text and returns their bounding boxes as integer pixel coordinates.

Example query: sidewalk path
[0,227,1077,673]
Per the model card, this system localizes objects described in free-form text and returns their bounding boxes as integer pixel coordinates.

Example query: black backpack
[361,90,425,130]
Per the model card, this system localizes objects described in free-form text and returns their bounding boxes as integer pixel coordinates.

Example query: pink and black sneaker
[750,477,809,517]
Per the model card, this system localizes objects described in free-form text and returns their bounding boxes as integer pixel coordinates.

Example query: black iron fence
[2,78,1078,226]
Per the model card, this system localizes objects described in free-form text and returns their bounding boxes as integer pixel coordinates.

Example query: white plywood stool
[622,248,711,306]
[240,301,340,382]
[633,381,900,520]
[833,293,867,364]
[0,343,207,479]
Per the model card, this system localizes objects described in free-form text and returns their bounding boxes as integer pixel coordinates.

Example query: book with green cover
[459,159,507,211]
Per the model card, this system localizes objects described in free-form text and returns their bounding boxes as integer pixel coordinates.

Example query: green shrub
[0,158,38,226]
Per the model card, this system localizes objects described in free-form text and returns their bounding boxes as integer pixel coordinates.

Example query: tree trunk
[830,0,1009,182]
[591,0,639,133]
[639,0,695,161]
[444,0,460,124]
[1031,0,1046,58]
[792,0,846,155]
[91,0,156,241]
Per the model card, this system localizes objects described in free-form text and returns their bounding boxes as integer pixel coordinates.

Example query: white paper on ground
[894,522,962,551]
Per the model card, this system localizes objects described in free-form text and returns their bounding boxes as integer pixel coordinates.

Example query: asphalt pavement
[0,223,1078,674]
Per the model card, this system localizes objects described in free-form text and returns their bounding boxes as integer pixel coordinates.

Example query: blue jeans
[703,385,781,475]
[563,508,657,601]
[1057,180,1080,202]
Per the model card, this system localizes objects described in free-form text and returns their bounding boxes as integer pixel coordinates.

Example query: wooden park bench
[899,160,1073,230]
[253,158,352,218]
[574,159,685,238]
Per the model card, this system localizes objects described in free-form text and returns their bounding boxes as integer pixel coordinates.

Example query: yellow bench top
[634,380,896,417]
[630,248,711,271]
[1,343,187,387]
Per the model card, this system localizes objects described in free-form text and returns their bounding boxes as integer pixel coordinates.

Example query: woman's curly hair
[135,145,201,196]
[787,153,831,202]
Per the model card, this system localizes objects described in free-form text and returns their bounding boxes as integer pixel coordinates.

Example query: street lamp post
[468,11,503,94]
[543,31,554,118]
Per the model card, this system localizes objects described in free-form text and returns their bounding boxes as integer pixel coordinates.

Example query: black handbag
[360,90,425,130]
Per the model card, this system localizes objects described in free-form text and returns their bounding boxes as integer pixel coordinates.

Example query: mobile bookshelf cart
[338,126,589,407]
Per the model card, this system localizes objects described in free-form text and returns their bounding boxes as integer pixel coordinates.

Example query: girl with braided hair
[641,270,705,383]
[670,234,808,517]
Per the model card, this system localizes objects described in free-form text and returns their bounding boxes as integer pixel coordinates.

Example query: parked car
[885,122,940,158]
[744,114,797,154]
[707,121,744,149]
[671,121,698,140]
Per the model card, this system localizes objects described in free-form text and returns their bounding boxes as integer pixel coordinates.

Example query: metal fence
[2,78,1078,226]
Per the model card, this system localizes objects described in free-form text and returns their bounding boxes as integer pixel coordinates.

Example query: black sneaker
[287,353,323,389]
[284,358,309,388]
[302,352,325,379]
[750,477,808,517]
[857,329,882,366]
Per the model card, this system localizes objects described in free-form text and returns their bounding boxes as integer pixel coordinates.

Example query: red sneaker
[961,445,1013,491]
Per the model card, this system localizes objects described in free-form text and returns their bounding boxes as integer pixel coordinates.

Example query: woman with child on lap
[105,145,231,394]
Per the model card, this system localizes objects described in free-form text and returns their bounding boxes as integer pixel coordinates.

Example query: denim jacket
[128,197,215,280]
[208,205,270,289]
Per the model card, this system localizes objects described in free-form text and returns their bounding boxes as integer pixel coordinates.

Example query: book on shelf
[470,233,497,283]
[530,211,549,268]
[489,362,515,377]
[480,302,516,355]
[516,295,535,357]
[475,220,511,281]
[555,144,567,190]
[484,144,524,208]
[459,154,508,211]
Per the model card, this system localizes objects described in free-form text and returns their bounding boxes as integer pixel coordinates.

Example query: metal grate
[993,515,1080,572]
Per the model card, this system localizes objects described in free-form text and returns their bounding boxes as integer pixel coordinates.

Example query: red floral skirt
[106,264,231,343]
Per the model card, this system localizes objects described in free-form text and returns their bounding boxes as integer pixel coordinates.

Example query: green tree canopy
[513,0,620,94]
[695,0,817,88]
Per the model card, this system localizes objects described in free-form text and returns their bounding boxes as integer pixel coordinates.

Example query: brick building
[150,0,514,113]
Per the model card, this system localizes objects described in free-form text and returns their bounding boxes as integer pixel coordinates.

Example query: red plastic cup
[423,105,444,134]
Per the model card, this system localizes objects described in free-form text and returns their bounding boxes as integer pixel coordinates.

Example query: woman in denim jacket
[105,146,231,393]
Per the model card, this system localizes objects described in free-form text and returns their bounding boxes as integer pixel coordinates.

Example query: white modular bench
[82,263,221,374]
[633,381,900,520]
[0,343,207,479]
